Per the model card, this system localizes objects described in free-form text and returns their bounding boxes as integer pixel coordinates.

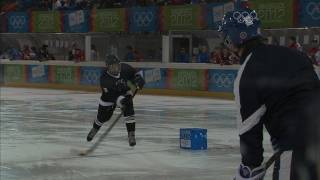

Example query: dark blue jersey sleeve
[235,53,266,167]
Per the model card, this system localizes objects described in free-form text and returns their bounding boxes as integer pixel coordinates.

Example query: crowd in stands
[175,44,239,65]
[1,0,228,13]
[173,36,320,66]
[0,44,56,61]
[0,43,88,62]
[1,36,319,66]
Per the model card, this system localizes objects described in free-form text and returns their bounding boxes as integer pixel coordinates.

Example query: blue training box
[180,128,207,150]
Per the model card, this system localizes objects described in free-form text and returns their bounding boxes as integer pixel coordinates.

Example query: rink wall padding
[1,63,239,99]
[0,64,4,85]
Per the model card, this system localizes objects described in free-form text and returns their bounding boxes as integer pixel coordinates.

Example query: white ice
[0,87,273,180]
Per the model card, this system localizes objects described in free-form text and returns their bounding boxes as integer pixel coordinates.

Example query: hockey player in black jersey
[219,8,320,180]
[86,55,145,146]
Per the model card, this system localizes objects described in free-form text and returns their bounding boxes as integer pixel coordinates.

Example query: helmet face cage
[105,55,121,76]
[107,63,121,76]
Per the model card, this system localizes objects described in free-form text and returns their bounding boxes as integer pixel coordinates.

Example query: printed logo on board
[9,16,26,29]
[83,69,100,84]
[170,8,193,26]
[306,2,320,20]
[212,72,235,88]
[31,65,45,78]
[134,11,154,27]
[99,12,120,28]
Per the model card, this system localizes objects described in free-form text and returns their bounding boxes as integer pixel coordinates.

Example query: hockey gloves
[234,163,266,180]
[134,74,145,90]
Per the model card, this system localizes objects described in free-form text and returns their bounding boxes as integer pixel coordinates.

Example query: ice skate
[128,131,136,147]
[87,127,99,142]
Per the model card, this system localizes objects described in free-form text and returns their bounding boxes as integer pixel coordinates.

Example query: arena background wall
[0,60,242,99]
[1,61,319,99]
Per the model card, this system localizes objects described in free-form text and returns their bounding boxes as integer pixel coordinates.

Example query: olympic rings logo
[212,72,235,88]
[83,70,100,84]
[9,16,26,29]
[306,2,320,20]
[133,12,154,27]
[232,11,258,26]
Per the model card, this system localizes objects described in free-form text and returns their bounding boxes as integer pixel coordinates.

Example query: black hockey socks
[125,116,136,146]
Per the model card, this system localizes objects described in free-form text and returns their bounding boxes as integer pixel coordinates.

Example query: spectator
[197,46,209,63]
[221,47,232,65]
[8,47,23,60]
[170,0,185,5]
[91,44,98,61]
[54,0,62,9]
[39,44,54,61]
[211,46,223,65]
[176,47,189,63]
[133,49,144,62]
[229,51,240,64]
[0,49,10,59]
[124,45,135,61]
[68,43,77,60]
[307,39,319,66]
[74,48,84,62]
[314,46,320,66]
[22,45,31,60]
[288,36,302,52]
[30,46,38,60]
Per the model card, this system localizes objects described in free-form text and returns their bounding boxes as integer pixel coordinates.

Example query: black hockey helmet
[105,55,121,77]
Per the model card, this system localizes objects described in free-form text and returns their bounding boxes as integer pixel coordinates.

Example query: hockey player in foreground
[86,55,145,146]
[219,8,320,180]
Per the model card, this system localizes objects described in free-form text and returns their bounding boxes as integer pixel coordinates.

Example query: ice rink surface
[0,87,273,180]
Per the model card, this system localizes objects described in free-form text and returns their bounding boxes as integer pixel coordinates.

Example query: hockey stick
[263,150,283,170]
[76,88,139,156]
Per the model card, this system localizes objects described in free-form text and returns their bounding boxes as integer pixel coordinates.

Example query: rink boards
[1,60,319,99]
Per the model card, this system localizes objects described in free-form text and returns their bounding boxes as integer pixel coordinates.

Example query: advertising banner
[0,15,7,32]
[250,0,294,28]
[93,8,127,32]
[161,5,204,31]
[32,11,61,32]
[63,10,90,32]
[299,0,320,27]
[207,2,234,29]
[80,66,103,85]
[4,64,25,83]
[54,66,77,84]
[129,6,158,33]
[167,69,207,90]
[7,12,29,32]
[142,68,166,89]
[208,69,237,93]
[27,65,49,83]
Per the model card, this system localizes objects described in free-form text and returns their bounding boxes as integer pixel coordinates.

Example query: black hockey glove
[120,94,133,107]
[134,74,145,89]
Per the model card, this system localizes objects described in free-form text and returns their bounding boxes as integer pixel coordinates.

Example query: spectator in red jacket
[288,36,302,52]
[308,39,319,65]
